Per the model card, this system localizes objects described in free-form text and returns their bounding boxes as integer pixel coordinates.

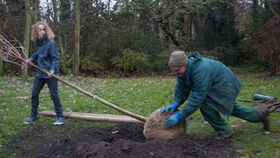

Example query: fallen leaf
[73,98,77,104]
[263,131,270,135]
[235,149,243,154]
[17,96,28,100]
[66,107,72,112]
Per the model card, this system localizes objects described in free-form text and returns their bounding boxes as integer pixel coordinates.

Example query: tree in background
[73,0,80,75]
[50,0,69,73]
[0,0,25,75]
[0,2,3,76]
[31,0,39,22]
[251,0,280,75]
[235,0,280,75]
[0,0,279,76]
[23,0,31,79]
[0,36,2,76]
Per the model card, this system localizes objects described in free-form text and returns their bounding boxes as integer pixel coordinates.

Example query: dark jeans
[31,77,64,118]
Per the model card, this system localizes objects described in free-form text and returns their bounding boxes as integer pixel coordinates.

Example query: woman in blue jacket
[161,51,269,139]
[23,21,65,125]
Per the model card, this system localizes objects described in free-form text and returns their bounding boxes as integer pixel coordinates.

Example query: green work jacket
[174,53,243,118]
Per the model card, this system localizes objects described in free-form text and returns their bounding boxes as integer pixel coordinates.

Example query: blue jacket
[174,53,243,118]
[29,36,60,78]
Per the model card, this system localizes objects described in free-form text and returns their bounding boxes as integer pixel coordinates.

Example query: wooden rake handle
[29,62,147,122]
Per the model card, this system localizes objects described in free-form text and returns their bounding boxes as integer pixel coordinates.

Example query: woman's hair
[31,21,55,42]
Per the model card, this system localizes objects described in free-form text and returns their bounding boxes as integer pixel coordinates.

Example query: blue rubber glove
[160,102,179,113]
[165,111,183,128]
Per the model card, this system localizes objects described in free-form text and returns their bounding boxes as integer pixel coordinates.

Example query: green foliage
[111,49,148,73]
[1,0,278,75]
[150,51,169,72]
[150,45,178,72]
[251,16,280,75]
[198,1,238,51]
[230,64,266,74]
[212,45,240,65]
[0,59,3,76]
[80,55,104,73]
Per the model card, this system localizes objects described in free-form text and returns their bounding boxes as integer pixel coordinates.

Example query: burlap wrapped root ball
[143,109,186,141]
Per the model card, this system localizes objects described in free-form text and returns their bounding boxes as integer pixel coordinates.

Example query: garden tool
[255,100,280,113]
[238,93,276,103]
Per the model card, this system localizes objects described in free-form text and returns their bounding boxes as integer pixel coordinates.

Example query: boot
[215,130,234,140]
[260,109,270,130]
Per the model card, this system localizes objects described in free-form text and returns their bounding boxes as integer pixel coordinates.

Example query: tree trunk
[267,0,279,17]
[0,40,3,76]
[0,53,2,76]
[23,0,32,79]
[58,36,66,73]
[57,0,70,73]
[107,0,111,14]
[52,0,66,73]
[252,0,258,29]
[189,13,193,51]
[31,0,39,22]
[52,0,58,23]
[124,0,129,13]
[0,20,5,76]
[73,0,80,75]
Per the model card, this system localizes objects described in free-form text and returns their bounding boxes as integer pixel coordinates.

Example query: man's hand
[48,70,54,77]
[160,102,179,113]
[165,111,183,128]
[25,59,31,65]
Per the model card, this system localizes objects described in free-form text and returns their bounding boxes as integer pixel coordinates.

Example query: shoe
[23,116,37,124]
[215,130,234,140]
[260,110,270,130]
[53,117,65,125]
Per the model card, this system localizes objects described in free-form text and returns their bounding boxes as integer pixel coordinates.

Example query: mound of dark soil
[5,123,237,158]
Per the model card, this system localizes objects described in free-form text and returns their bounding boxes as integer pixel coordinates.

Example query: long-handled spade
[0,35,146,123]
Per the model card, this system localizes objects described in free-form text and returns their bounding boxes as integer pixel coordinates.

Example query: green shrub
[150,45,177,72]
[111,49,148,73]
[80,54,104,73]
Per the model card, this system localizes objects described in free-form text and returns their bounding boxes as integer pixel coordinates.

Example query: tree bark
[267,0,279,17]
[107,0,111,14]
[0,37,3,76]
[124,0,129,13]
[31,0,39,22]
[23,0,32,79]
[0,44,2,75]
[73,0,80,75]
[52,0,58,22]
[0,54,2,76]
[189,13,193,51]
[252,0,258,29]
[58,36,66,72]
[0,20,5,76]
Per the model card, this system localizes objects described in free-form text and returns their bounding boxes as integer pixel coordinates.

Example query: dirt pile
[6,123,237,158]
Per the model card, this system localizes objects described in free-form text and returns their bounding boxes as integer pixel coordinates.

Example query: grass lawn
[0,74,279,157]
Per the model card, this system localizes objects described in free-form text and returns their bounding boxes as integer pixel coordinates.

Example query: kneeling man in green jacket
[161,51,269,139]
